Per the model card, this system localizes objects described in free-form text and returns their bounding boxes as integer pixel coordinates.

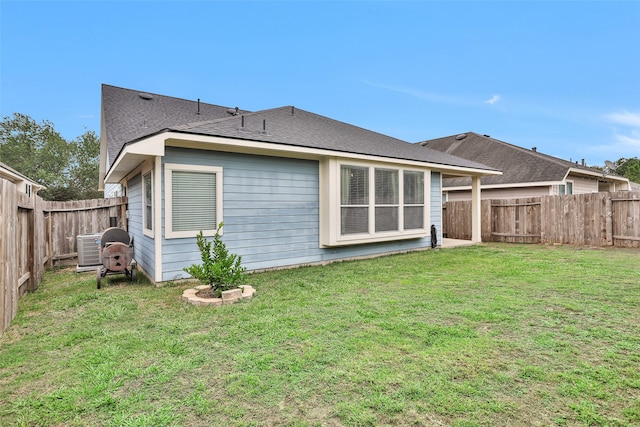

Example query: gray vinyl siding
[160,147,440,281]
[126,173,155,279]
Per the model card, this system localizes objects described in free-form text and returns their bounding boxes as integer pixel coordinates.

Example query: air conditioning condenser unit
[77,233,102,272]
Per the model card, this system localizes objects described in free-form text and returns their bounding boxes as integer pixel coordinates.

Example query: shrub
[183,223,246,292]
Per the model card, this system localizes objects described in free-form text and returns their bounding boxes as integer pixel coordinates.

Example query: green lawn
[1,243,639,426]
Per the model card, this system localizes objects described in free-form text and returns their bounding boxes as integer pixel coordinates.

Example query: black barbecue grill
[96,227,136,288]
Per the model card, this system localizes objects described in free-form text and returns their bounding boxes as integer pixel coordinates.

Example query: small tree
[183,223,245,293]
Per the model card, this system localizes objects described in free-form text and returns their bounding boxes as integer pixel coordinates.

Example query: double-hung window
[559,181,573,195]
[340,166,369,235]
[403,170,425,230]
[143,170,153,236]
[165,164,223,239]
[328,162,428,245]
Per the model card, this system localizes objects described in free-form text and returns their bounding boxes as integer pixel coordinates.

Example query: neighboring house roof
[101,85,499,183]
[420,132,628,188]
[0,161,45,192]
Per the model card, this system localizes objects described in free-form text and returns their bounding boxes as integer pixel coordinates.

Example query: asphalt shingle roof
[102,84,251,169]
[102,85,498,174]
[420,132,606,187]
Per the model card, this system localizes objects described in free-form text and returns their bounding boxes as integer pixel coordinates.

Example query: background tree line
[0,113,102,201]
[1,112,639,202]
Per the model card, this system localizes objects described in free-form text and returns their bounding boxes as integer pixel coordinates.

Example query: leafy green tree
[0,113,70,198]
[0,113,103,200]
[69,130,103,199]
[612,157,640,184]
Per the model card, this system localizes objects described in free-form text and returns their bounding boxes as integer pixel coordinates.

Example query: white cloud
[616,129,640,148]
[362,80,468,105]
[604,110,640,127]
[484,95,501,105]
[590,129,640,160]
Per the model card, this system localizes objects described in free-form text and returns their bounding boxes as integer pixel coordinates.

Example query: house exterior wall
[126,173,156,279]
[104,183,123,198]
[157,147,439,282]
[569,175,599,194]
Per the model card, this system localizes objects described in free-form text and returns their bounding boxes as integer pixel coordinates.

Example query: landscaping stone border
[182,285,256,306]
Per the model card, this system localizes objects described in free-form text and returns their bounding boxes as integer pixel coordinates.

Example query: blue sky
[1,1,639,167]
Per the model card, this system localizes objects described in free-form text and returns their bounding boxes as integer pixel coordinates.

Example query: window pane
[341,207,368,235]
[567,182,573,194]
[375,207,398,232]
[341,166,368,205]
[144,173,152,231]
[404,206,424,230]
[404,171,424,204]
[375,169,398,204]
[172,171,217,232]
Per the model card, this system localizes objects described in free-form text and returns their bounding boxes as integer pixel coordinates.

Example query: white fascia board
[567,167,629,184]
[164,132,502,177]
[0,166,44,190]
[104,134,166,183]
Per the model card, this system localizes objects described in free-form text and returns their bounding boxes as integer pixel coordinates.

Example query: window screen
[375,168,399,232]
[341,166,369,234]
[403,171,424,230]
[143,172,153,232]
[172,171,217,232]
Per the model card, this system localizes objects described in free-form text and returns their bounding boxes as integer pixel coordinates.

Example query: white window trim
[164,163,223,239]
[320,158,430,247]
[142,168,154,238]
[558,181,574,196]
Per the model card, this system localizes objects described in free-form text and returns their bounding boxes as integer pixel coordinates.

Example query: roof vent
[238,115,249,132]
[138,93,153,100]
[260,119,270,136]
[227,107,239,116]
[532,147,537,152]
[483,134,490,138]
[455,134,467,140]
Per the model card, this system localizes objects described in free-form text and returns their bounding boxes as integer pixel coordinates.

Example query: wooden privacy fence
[1,176,127,336]
[443,191,640,247]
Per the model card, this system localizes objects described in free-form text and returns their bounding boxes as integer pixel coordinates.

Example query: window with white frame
[559,181,573,195]
[341,165,369,235]
[403,170,424,230]
[143,171,153,235]
[336,163,427,243]
[165,164,223,239]
[375,168,399,232]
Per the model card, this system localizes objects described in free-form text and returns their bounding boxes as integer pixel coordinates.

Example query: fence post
[605,194,613,246]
